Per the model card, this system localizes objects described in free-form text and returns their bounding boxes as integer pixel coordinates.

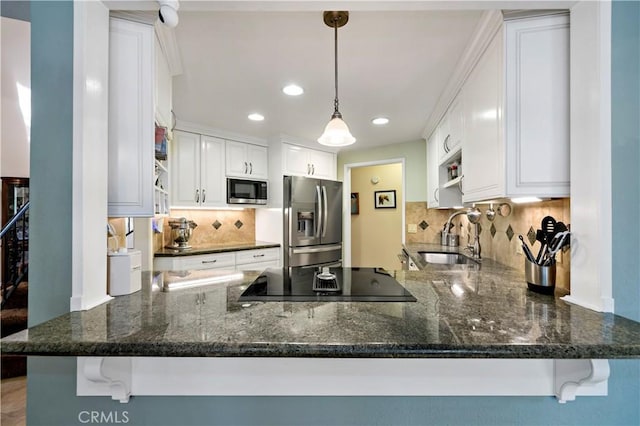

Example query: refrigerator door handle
[292,244,342,254]
[315,185,322,238]
[321,185,328,238]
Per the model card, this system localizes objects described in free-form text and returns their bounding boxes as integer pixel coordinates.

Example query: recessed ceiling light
[248,113,264,121]
[372,117,389,125]
[282,84,304,96]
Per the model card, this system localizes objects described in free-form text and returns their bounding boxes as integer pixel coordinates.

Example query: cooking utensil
[535,229,546,263]
[543,231,570,266]
[486,204,496,222]
[536,216,557,263]
[519,235,536,263]
[466,207,482,224]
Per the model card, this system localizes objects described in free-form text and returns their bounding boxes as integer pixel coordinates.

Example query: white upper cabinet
[426,133,440,207]
[504,14,570,197]
[446,95,464,157]
[462,14,570,203]
[283,144,336,180]
[171,131,226,208]
[225,141,268,179]
[107,18,155,217]
[461,28,504,202]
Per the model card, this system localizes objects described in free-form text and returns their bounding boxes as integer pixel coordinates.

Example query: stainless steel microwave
[227,178,268,205]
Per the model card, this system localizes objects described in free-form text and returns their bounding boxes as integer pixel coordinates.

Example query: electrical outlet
[408,224,418,234]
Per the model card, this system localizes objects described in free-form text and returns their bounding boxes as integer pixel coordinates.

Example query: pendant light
[318,11,356,147]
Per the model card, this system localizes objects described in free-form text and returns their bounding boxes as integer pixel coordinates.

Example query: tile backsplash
[161,209,256,249]
[406,199,571,291]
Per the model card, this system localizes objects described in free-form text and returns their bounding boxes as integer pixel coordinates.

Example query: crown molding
[154,21,184,76]
[422,9,503,140]
[175,119,268,146]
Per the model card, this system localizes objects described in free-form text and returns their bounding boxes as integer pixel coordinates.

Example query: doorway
[343,159,405,270]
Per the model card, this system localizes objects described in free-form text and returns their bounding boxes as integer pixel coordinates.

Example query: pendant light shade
[318,11,356,147]
[318,116,356,147]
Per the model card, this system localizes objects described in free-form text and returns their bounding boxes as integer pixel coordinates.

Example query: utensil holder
[524,258,556,295]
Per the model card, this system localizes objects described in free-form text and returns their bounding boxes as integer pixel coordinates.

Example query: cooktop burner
[238,267,416,302]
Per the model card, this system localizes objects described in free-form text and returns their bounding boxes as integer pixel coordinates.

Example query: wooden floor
[1,376,26,426]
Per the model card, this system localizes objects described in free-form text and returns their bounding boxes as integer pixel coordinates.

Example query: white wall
[1,16,30,178]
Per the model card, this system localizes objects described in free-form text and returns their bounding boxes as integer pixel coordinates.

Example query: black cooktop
[238,267,416,302]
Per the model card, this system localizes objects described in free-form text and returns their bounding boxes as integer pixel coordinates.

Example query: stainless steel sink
[417,251,477,265]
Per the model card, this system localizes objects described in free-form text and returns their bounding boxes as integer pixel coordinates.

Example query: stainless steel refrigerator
[283,175,342,269]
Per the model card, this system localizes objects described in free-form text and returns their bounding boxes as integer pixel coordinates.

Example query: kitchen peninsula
[3,255,640,403]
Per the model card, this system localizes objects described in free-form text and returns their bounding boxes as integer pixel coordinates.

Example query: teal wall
[26,2,639,425]
[338,140,427,202]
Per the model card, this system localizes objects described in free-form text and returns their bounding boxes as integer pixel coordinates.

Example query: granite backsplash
[405,199,571,291]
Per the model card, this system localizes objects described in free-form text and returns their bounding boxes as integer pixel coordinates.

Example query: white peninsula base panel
[77,357,608,404]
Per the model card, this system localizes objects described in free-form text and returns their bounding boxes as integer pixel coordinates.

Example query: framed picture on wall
[351,193,360,214]
[374,190,396,209]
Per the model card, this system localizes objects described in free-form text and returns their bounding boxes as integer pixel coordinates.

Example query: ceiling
[105,1,576,151]
[171,10,483,150]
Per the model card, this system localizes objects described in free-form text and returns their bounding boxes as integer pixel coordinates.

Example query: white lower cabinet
[154,252,236,271]
[154,247,280,272]
[235,248,280,271]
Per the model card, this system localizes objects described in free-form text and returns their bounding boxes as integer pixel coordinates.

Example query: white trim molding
[563,0,614,313]
[342,158,406,267]
[77,357,608,403]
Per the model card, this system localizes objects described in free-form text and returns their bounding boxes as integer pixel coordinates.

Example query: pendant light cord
[333,18,341,118]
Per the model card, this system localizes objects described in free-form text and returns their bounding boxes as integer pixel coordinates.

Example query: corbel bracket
[555,359,610,403]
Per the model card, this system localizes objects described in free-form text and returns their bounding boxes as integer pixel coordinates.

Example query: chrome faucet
[441,210,467,246]
[466,223,482,260]
[465,207,482,260]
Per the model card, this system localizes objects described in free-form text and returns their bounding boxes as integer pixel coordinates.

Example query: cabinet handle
[434,188,439,203]
[195,189,200,203]
[253,253,265,258]
[307,164,311,175]
[201,259,217,264]
[244,162,248,174]
[443,135,451,153]
[249,162,253,174]
[311,164,315,175]
[202,189,206,203]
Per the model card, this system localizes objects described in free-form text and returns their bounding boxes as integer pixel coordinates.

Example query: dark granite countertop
[3,250,640,359]
[155,241,280,257]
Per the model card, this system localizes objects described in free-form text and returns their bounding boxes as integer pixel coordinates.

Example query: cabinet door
[171,131,201,208]
[437,115,450,162]
[426,135,439,208]
[107,18,154,217]
[283,144,311,176]
[505,14,570,197]
[246,144,268,179]
[200,136,226,207]
[308,149,336,179]
[462,30,503,202]
[447,94,464,154]
[225,141,249,177]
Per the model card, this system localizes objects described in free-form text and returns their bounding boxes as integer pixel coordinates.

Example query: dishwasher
[398,249,419,271]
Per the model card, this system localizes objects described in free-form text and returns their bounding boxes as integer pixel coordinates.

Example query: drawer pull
[201,260,217,264]
[131,266,142,271]
[253,254,265,258]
